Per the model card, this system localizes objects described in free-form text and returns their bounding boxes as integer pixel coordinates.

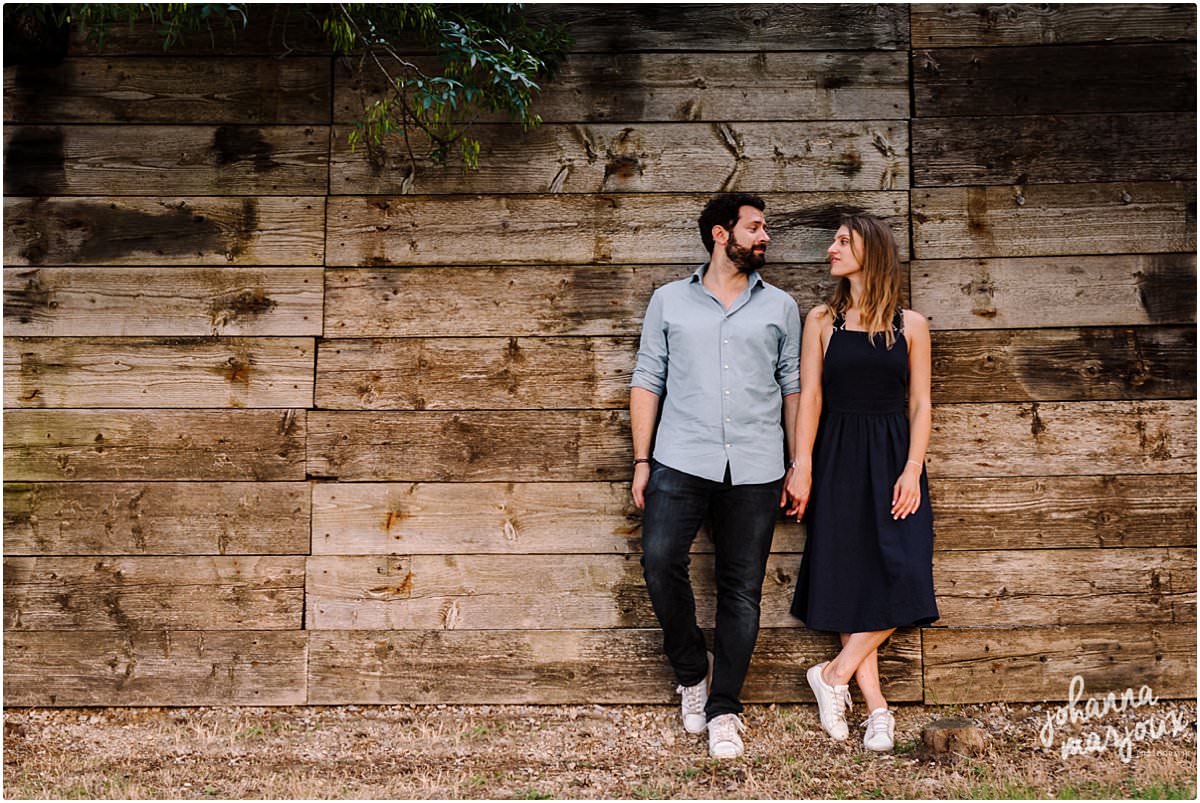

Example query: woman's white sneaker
[806,662,851,741]
[862,707,895,752]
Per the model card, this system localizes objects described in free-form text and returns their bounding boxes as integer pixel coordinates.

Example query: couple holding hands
[629,193,939,759]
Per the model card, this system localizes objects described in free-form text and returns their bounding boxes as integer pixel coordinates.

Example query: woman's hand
[631,462,651,509]
[891,463,922,520]
[785,466,812,521]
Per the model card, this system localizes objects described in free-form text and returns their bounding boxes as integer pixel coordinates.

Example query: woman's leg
[821,629,895,710]
[835,632,887,712]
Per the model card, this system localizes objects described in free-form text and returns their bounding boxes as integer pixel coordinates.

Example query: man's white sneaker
[707,713,745,759]
[676,651,713,734]
[807,662,852,741]
[862,707,895,752]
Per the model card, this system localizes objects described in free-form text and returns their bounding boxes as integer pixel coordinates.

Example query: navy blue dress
[791,308,939,632]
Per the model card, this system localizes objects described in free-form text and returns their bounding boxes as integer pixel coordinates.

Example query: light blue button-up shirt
[631,264,802,485]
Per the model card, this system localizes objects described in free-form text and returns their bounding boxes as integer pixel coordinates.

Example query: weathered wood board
[4,57,331,123]
[305,553,807,631]
[912,44,1196,116]
[5,556,305,631]
[4,197,325,266]
[329,122,909,194]
[912,114,1196,187]
[911,4,1197,48]
[307,402,1193,482]
[923,623,1196,704]
[325,193,909,266]
[4,268,324,337]
[306,627,923,704]
[931,475,1197,551]
[316,337,634,410]
[5,337,316,408]
[4,409,307,481]
[334,52,909,124]
[306,410,629,482]
[4,630,308,706]
[310,481,806,555]
[3,125,330,196]
[67,10,331,56]
[929,327,1196,403]
[4,481,312,556]
[926,400,1195,478]
[912,183,1196,260]
[912,255,1196,330]
[324,264,846,338]
[933,548,1195,627]
[531,4,910,52]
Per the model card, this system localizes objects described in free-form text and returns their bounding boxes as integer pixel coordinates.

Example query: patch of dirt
[3,701,1196,799]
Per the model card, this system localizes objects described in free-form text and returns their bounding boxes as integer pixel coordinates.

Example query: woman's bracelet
[906,459,922,468]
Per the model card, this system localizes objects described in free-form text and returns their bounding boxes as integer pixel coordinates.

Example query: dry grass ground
[4,701,1196,799]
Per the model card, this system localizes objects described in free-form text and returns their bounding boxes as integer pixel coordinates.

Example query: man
[630,193,801,758]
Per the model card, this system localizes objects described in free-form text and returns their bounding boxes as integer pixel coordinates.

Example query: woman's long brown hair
[827,214,904,348]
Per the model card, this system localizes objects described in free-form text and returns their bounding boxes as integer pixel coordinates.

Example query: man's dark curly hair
[697,193,766,254]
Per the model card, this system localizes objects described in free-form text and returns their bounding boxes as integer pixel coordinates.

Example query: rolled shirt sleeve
[630,288,667,395]
[776,297,802,396]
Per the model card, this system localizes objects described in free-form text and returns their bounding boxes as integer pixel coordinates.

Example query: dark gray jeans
[641,460,782,721]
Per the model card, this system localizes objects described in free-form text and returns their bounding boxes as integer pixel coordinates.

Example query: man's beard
[725,238,766,273]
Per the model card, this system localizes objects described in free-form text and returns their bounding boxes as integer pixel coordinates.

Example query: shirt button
[723,339,728,344]
[726,417,731,422]
[723,364,729,369]
[724,389,730,395]
[725,443,731,448]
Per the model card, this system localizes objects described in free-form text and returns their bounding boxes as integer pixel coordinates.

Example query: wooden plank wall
[3,3,1194,707]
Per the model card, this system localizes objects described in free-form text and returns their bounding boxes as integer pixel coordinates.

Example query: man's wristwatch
[634,458,650,465]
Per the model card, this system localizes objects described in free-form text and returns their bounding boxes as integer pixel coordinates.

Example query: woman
[785,214,939,752]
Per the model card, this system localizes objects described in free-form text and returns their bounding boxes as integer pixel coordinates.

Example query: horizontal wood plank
[330,122,909,194]
[3,125,330,195]
[66,10,331,56]
[4,481,311,556]
[326,193,909,266]
[912,183,1195,259]
[316,337,633,410]
[911,4,1196,47]
[306,401,1194,482]
[912,113,1196,186]
[334,52,909,124]
[311,481,806,555]
[532,4,909,51]
[913,44,1196,116]
[923,624,1195,703]
[324,264,845,338]
[913,255,1196,329]
[4,57,331,123]
[5,556,305,631]
[929,327,1196,402]
[305,553,808,631]
[4,196,325,266]
[932,475,1197,551]
[4,268,324,336]
[4,409,307,481]
[306,627,922,704]
[306,410,628,482]
[933,548,1194,627]
[4,630,307,706]
[5,337,316,408]
[926,400,1195,478]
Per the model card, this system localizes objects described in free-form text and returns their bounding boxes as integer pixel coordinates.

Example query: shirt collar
[690,262,764,288]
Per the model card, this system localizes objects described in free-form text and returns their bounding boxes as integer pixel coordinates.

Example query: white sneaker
[862,707,895,752]
[707,713,745,759]
[807,662,852,741]
[676,651,713,735]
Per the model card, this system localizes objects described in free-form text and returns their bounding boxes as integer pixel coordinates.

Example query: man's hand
[631,462,651,509]
[784,465,811,521]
